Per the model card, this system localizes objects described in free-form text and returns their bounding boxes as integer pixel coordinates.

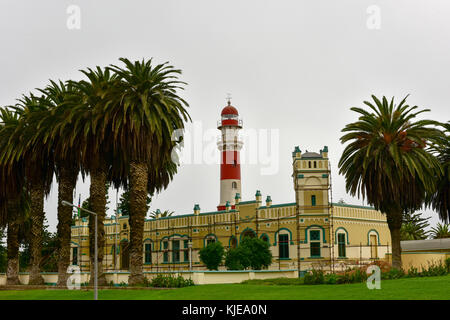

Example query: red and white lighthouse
[217,100,243,211]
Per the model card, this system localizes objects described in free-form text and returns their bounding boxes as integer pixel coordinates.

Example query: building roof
[302,152,321,158]
[401,238,450,251]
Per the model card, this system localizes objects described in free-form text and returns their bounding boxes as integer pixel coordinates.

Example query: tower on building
[217,99,243,211]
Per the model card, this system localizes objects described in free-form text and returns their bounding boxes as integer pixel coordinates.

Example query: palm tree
[5,94,55,284]
[36,81,82,286]
[339,95,442,269]
[149,209,174,219]
[430,222,450,239]
[106,58,190,284]
[67,67,121,286]
[400,211,430,240]
[428,122,450,224]
[0,108,29,285]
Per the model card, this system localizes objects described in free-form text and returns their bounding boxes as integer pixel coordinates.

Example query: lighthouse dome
[221,105,239,116]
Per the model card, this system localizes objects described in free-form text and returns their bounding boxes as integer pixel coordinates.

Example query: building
[70,101,392,273]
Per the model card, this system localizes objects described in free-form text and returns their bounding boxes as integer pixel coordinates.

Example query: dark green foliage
[199,241,224,270]
[149,274,194,288]
[117,188,151,218]
[401,211,431,240]
[446,258,450,273]
[225,237,272,270]
[225,246,249,270]
[303,269,325,285]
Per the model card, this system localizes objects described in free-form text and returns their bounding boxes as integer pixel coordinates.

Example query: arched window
[309,229,321,257]
[308,161,311,168]
[261,234,270,246]
[314,161,317,168]
[232,182,237,189]
[337,233,346,258]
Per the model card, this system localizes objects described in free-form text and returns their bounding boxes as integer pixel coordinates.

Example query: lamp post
[62,200,98,300]
[188,240,193,271]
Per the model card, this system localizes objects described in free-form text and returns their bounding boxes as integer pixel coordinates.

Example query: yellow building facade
[70,145,392,273]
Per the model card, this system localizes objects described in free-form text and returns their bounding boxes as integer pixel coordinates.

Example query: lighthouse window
[232,182,237,189]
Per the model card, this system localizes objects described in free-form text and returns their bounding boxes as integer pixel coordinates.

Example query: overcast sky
[0,0,449,233]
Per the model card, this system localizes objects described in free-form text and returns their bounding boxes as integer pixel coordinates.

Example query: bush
[381,268,405,280]
[303,269,325,285]
[150,274,194,288]
[225,247,249,270]
[324,273,338,284]
[225,237,272,270]
[445,258,450,273]
[199,241,225,270]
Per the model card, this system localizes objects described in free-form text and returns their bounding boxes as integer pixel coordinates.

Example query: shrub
[225,247,249,270]
[225,237,272,270]
[406,266,420,278]
[445,258,450,273]
[324,273,338,284]
[199,241,225,270]
[303,269,325,285]
[150,274,194,288]
[381,268,405,280]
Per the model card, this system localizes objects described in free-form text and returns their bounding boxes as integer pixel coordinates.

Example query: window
[72,247,78,265]
[163,241,169,263]
[308,161,311,168]
[261,235,270,245]
[184,240,189,262]
[279,234,289,259]
[144,243,152,264]
[311,195,316,206]
[232,182,237,189]
[172,240,180,263]
[123,223,127,230]
[207,238,215,245]
[338,233,346,258]
[314,161,317,168]
[310,230,321,257]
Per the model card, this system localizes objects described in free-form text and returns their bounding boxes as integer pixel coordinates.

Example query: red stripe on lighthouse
[221,151,241,180]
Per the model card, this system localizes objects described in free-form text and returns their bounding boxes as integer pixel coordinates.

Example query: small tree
[225,237,272,270]
[199,241,224,270]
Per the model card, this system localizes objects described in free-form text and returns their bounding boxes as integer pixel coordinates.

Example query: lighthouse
[217,99,243,211]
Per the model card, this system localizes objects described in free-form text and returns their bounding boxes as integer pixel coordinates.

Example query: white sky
[0,0,449,233]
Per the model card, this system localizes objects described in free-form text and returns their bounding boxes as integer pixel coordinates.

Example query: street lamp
[62,200,98,301]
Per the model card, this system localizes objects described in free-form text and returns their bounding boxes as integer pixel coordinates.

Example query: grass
[0,275,449,300]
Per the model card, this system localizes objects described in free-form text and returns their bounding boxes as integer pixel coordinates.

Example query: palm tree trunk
[88,162,107,286]
[28,183,45,285]
[387,211,403,270]
[6,195,20,285]
[56,164,78,287]
[128,160,148,285]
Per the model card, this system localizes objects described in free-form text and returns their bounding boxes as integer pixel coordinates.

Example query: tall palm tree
[428,122,450,224]
[5,94,55,284]
[339,95,442,269]
[36,81,82,286]
[0,108,29,285]
[107,58,190,284]
[67,67,121,286]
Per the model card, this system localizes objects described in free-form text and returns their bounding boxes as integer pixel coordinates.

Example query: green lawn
[1,275,449,300]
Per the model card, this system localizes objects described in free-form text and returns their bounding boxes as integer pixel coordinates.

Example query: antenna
[226,93,232,105]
